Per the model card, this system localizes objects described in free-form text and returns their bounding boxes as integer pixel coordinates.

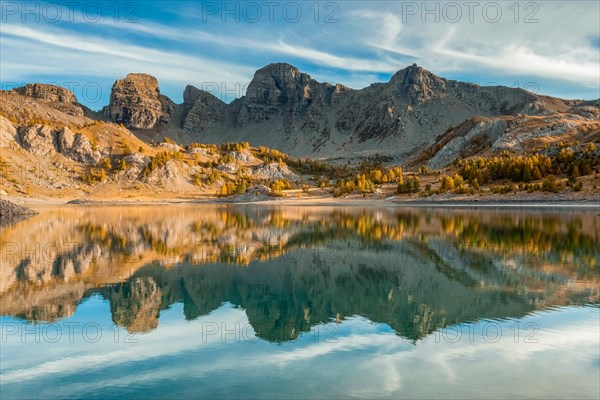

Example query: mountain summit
[103,73,176,129]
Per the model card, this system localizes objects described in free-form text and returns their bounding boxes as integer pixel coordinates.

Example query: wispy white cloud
[262,40,400,73]
[0,0,598,102]
[2,304,599,399]
[355,2,600,90]
[73,18,403,74]
[1,24,254,92]
[437,44,599,87]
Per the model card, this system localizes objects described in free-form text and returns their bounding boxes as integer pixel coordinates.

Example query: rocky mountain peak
[182,84,225,106]
[106,73,175,129]
[12,83,85,116]
[246,62,314,101]
[112,73,161,100]
[391,64,434,82]
[390,63,447,103]
[232,63,321,126]
[180,85,227,133]
[14,83,78,103]
[255,62,302,79]
[183,85,203,105]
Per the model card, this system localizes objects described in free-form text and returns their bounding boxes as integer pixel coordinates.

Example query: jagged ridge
[102,63,589,162]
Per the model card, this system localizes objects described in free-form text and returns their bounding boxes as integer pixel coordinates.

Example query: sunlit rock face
[14,84,85,117]
[106,73,176,129]
[15,124,104,163]
[15,84,77,103]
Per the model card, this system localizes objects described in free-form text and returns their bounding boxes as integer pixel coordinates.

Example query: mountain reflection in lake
[1,205,599,399]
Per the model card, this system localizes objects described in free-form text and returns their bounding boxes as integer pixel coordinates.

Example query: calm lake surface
[1,205,599,399]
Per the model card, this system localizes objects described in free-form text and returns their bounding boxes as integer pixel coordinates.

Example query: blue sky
[1,1,599,109]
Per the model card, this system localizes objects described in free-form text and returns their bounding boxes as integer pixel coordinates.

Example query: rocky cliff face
[103,63,581,161]
[15,123,104,163]
[105,73,175,129]
[14,83,85,117]
[232,63,340,129]
[181,85,227,133]
[15,83,77,103]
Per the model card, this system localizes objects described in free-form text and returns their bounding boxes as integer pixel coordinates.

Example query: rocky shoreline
[0,199,38,227]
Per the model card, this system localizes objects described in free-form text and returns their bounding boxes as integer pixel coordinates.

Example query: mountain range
[101,62,599,162]
[0,62,598,201]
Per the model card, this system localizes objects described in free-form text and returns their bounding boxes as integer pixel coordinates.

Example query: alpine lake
[1,204,598,399]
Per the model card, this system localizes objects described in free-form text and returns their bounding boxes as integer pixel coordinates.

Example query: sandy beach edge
[5,194,599,209]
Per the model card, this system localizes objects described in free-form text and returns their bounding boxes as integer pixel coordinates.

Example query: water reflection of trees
[1,206,598,341]
[76,209,598,269]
